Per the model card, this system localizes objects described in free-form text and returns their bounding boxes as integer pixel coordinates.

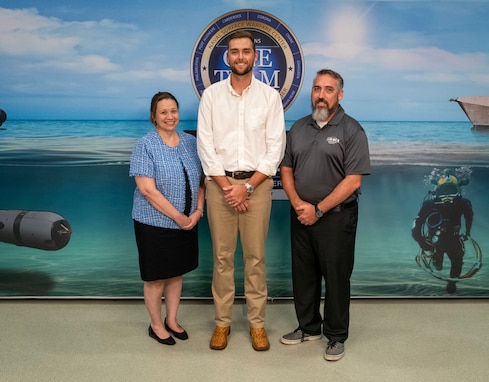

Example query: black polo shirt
[281,105,370,204]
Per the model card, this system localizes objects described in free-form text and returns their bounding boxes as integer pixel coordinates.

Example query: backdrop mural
[1,0,488,298]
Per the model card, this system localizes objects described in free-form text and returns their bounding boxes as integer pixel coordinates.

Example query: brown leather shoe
[250,327,270,351]
[210,326,231,350]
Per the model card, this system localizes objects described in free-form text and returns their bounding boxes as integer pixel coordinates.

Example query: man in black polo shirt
[280,69,370,361]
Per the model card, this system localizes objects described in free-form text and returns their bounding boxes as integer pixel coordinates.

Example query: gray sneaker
[324,340,345,361]
[280,327,322,345]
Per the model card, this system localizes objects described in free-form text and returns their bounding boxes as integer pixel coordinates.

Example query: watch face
[315,206,323,217]
[245,183,254,193]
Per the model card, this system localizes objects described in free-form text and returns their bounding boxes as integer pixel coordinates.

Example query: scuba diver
[412,168,474,294]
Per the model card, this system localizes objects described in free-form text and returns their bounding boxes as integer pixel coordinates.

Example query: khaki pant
[205,177,273,328]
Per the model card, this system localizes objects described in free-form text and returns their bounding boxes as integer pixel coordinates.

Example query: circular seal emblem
[190,9,304,111]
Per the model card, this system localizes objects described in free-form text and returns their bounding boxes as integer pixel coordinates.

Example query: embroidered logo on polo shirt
[327,137,340,144]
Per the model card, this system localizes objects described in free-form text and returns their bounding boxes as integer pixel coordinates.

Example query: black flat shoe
[165,318,189,340]
[148,325,176,345]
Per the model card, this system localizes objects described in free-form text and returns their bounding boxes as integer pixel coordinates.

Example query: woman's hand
[180,210,202,230]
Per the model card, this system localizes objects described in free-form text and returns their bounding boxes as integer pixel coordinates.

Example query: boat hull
[450,96,489,129]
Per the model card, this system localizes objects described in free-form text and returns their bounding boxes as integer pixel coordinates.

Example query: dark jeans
[290,204,358,343]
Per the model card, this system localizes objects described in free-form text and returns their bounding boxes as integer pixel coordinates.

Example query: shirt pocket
[246,107,268,130]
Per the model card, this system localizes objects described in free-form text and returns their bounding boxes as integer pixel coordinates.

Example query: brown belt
[224,170,255,179]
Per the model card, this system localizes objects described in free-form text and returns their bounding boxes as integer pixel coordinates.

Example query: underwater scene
[1,120,488,298]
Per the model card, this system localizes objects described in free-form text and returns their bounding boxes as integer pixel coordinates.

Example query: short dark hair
[316,69,344,90]
[227,30,256,51]
[150,92,179,125]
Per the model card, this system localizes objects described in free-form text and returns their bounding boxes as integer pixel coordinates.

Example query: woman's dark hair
[150,92,179,125]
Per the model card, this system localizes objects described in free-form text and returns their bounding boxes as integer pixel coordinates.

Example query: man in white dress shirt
[197,30,286,352]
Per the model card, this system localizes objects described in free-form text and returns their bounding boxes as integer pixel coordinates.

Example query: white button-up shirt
[197,75,286,177]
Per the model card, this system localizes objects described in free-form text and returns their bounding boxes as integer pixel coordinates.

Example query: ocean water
[1,120,488,298]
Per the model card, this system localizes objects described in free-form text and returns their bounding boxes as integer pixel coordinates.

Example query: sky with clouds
[0,0,488,121]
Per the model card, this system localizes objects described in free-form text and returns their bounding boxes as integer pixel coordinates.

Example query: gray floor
[1,299,488,382]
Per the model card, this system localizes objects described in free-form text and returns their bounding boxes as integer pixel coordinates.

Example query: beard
[311,98,339,122]
[312,106,330,122]
[230,62,254,76]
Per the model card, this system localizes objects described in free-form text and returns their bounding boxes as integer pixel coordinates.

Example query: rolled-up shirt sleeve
[197,88,225,177]
[257,90,286,176]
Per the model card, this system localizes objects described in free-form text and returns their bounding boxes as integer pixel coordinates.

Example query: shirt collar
[226,74,255,96]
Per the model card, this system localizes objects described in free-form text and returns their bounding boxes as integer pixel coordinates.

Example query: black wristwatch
[315,204,323,218]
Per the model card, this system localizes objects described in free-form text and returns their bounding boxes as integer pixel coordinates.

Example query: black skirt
[133,220,198,281]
